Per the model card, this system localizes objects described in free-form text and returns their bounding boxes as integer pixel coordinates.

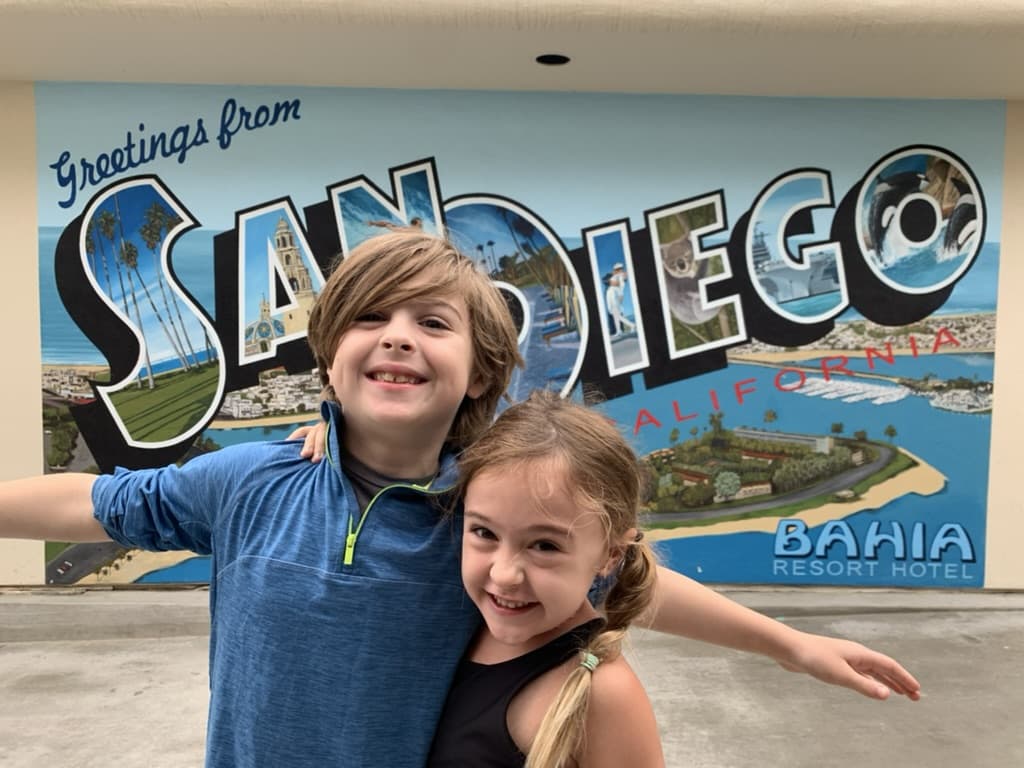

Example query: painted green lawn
[108,364,221,442]
[45,541,74,561]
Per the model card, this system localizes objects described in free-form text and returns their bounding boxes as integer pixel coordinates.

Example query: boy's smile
[368,367,424,385]
[328,289,484,476]
[462,463,613,660]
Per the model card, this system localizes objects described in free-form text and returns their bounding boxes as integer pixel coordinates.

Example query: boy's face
[461,463,614,656]
[328,288,484,449]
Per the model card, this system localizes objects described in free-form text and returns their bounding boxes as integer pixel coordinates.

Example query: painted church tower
[274,217,316,334]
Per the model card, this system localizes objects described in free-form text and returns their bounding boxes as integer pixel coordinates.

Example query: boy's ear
[466,372,487,400]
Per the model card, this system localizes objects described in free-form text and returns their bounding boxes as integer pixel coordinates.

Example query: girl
[428,389,664,768]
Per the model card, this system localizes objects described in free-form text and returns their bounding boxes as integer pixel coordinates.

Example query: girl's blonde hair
[457,389,658,768]
[306,229,523,449]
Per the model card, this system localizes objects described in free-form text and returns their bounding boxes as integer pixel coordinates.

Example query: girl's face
[461,462,616,656]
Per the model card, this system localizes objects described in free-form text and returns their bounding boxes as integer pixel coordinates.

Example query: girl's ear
[598,527,638,576]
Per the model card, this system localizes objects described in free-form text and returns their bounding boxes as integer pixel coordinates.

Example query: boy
[0,231,918,768]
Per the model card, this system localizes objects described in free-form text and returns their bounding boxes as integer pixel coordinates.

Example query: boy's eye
[468,525,496,541]
[355,311,386,323]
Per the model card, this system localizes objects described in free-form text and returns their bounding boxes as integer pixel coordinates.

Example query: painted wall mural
[32,84,1004,587]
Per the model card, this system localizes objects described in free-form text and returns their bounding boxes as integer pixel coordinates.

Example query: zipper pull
[343,532,358,566]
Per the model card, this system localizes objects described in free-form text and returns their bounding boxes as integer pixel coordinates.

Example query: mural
[32,84,1004,587]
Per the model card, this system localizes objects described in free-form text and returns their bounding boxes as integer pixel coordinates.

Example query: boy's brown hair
[306,229,523,449]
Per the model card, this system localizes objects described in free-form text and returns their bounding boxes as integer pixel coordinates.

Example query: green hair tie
[580,652,600,672]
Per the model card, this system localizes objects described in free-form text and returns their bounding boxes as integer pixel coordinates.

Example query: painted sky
[35,85,1006,242]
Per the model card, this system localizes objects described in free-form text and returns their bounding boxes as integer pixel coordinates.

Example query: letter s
[54,176,225,471]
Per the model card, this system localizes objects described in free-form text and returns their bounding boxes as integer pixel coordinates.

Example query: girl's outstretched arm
[284,419,921,701]
[0,473,109,542]
[643,565,921,701]
[288,422,326,463]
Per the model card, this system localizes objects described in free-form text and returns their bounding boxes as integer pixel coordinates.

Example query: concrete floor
[1,587,1022,767]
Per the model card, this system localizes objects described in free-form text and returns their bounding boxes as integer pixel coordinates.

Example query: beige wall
[0,82,44,583]
[984,101,1024,588]
[0,85,1020,587]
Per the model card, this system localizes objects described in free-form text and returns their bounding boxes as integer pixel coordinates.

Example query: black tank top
[427,618,604,767]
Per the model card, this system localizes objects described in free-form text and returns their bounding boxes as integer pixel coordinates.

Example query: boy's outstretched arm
[644,565,922,701]
[0,474,109,542]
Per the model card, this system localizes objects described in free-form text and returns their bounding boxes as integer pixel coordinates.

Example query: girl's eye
[421,317,451,330]
[469,526,496,541]
[531,540,562,553]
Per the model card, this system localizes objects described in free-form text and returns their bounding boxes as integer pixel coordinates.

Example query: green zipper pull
[344,532,358,566]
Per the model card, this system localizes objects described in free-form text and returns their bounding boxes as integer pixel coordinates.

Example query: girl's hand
[287,422,327,463]
[778,631,922,701]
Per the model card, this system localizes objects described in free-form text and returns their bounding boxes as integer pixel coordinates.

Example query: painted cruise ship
[751,228,842,304]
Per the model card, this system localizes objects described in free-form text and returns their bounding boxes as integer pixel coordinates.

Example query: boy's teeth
[493,596,530,609]
[372,372,419,384]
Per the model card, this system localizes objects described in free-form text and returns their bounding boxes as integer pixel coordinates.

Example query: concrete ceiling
[1,0,1022,99]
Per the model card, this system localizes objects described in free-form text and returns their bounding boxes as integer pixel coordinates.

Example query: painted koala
[659,237,698,279]
[659,235,719,326]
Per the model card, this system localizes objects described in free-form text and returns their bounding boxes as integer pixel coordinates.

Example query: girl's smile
[461,461,613,661]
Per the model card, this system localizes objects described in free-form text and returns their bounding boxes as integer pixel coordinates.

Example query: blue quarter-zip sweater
[92,403,480,767]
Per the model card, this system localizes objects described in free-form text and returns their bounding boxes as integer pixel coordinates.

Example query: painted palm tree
[164,207,216,364]
[97,209,130,319]
[514,218,567,288]
[117,239,156,389]
[513,216,541,259]
[138,217,189,369]
[486,239,496,273]
[85,218,114,299]
[97,207,141,387]
[513,216,578,329]
[130,230,194,372]
[114,192,186,386]
[497,212,547,287]
[498,254,517,281]
[499,209,538,280]
[142,202,200,368]
[708,410,725,434]
[84,220,97,282]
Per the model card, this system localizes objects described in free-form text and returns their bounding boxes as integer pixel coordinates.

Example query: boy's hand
[288,422,327,463]
[778,631,922,701]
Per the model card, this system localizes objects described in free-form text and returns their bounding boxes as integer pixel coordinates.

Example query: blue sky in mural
[34,85,1005,238]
